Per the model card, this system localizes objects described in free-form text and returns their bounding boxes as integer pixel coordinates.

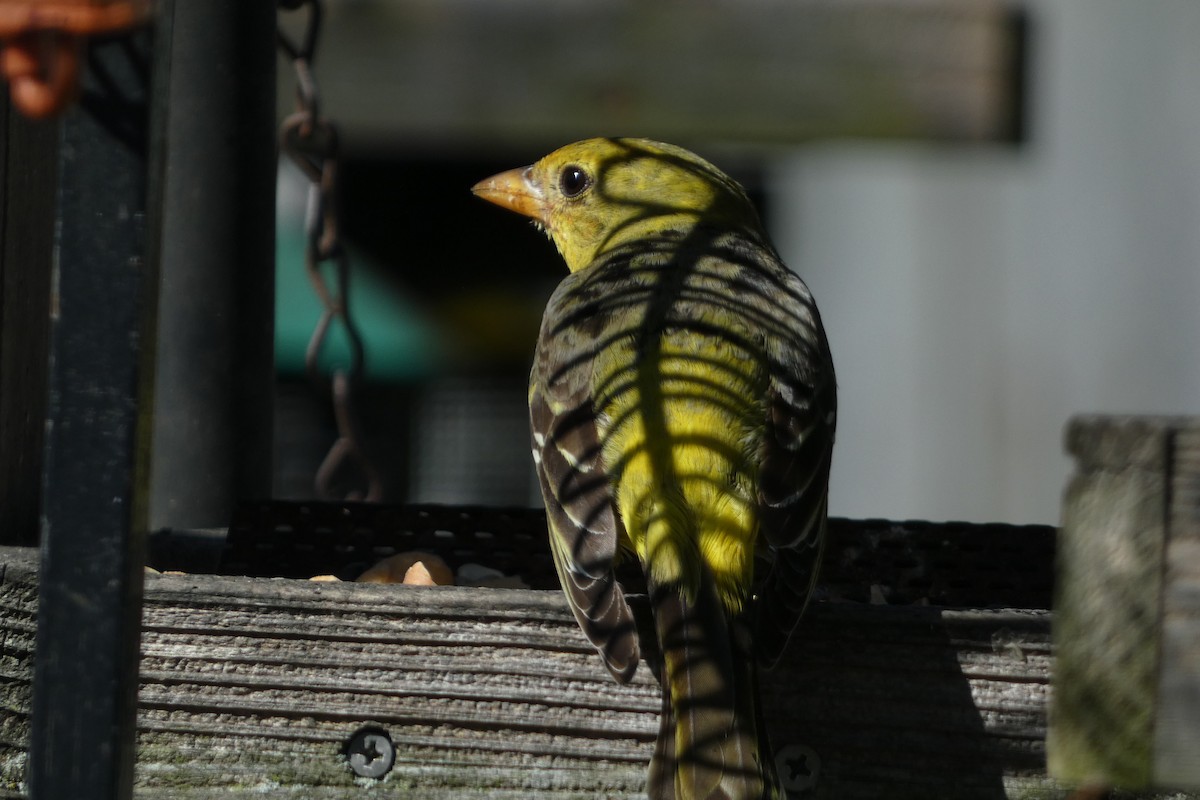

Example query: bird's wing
[530,279,640,683]
[751,254,837,669]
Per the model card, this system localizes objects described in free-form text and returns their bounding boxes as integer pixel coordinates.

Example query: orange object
[357,552,455,587]
[0,0,152,118]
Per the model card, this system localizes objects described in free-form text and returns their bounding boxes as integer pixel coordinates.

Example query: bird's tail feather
[646,577,779,800]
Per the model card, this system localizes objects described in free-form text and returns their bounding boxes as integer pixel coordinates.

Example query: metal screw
[345,727,395,779]
[775,743,820,795]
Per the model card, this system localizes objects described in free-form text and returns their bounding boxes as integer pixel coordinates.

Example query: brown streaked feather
[530,304,640,683]
[754,269,837,668]
[648,575,775,800]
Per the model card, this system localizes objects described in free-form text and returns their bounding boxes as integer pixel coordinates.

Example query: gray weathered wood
[1156,424,1200,786]
[297,0,1024,149]
[1050,415,1200,790]
[0,544,1071,798]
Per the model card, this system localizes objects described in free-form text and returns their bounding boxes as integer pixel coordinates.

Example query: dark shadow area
[764,603,1022,800]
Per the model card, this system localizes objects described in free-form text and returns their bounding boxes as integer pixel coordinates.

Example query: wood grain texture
[290,0,1025,149]
[1051,417,1170,788]
[1155,423,1200,786]
[0,543,1075,799]
[1051,416,1200,791]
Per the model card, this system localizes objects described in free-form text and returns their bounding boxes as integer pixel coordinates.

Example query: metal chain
[277,0,382,502]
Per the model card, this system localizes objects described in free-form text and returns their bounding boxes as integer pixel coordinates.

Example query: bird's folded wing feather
[753,264,837,668]
[530,302,640,683]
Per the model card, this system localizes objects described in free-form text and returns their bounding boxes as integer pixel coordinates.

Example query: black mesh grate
[823,517,1055,609]
[222,502,556,586]
[220,502,1056,609]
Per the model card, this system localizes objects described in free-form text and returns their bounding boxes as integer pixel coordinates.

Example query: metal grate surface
[220,502,1056,609]
[823,517,1056,608]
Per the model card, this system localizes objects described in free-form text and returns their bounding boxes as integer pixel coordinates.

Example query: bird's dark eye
[559,165,591,198]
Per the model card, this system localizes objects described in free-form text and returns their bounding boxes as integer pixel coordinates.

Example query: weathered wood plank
[1155,424,1200,786]
[6,537,1199,798]
[1050,415,1200,791]
[296,0,1025,149]
[0,544,1066,799]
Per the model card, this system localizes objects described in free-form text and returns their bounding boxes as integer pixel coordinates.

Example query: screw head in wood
[345,726,395,779]
[776,743,820,793]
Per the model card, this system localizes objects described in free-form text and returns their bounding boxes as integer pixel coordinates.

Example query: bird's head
[472,138,764,273]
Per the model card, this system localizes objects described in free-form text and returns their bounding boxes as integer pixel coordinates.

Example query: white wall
[767,0,1200,524]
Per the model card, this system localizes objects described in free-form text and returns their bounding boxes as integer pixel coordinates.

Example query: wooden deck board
[0,546,1068,798]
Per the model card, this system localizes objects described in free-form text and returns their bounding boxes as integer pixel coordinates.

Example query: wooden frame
[302,0,1026,148]
[0,545,1056,799]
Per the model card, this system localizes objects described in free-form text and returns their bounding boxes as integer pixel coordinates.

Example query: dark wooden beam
[294,0,1026,150]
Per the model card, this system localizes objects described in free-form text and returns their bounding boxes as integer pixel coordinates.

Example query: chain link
[277,0,382,502]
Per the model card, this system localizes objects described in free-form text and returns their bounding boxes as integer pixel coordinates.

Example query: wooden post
[296,0,1026,147]
[1049,415,1200,790]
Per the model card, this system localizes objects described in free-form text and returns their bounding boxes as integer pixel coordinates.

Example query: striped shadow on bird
[474,138,836,800]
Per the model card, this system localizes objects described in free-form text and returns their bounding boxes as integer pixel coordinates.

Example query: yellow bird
[473,138,836,800]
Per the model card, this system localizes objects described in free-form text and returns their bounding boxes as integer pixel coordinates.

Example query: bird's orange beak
[471,166,546,223]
